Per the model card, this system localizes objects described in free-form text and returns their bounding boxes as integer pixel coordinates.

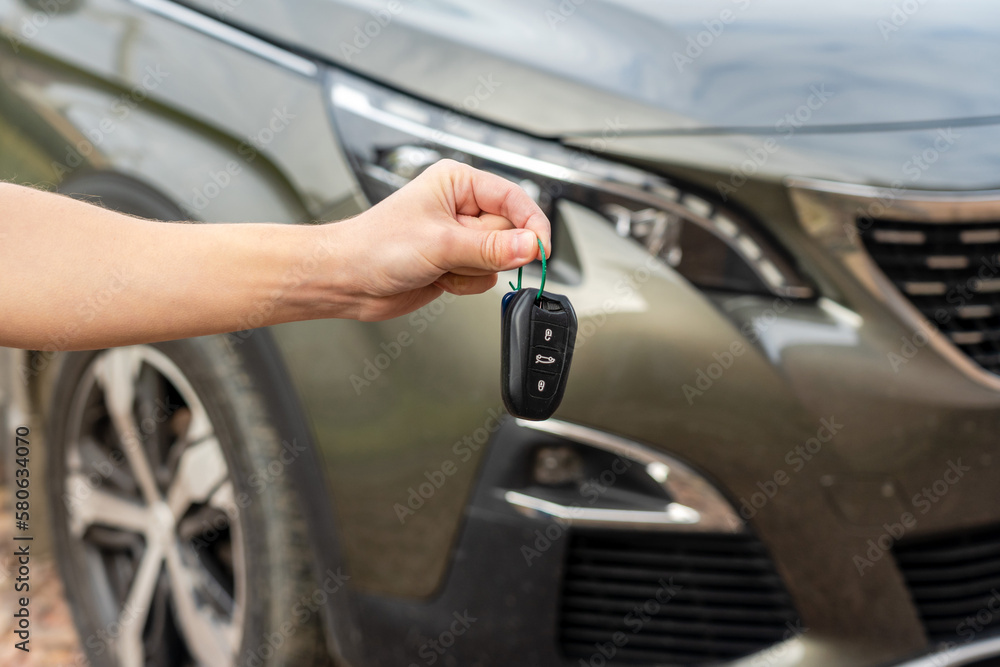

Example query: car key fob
[501,288,577,421]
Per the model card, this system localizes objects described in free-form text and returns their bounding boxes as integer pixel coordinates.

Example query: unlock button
[527,371,559,399]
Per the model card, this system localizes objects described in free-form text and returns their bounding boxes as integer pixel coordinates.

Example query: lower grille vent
[559,531,799,665]
[894,523,1000,645]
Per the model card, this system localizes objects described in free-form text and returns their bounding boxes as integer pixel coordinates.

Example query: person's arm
[0,160,550,351]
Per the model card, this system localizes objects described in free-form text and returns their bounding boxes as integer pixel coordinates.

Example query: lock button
[531,322,567,351]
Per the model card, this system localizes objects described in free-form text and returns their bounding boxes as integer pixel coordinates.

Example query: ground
[0,482,84,667]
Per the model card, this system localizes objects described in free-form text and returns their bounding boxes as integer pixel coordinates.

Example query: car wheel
[47,338,329,667]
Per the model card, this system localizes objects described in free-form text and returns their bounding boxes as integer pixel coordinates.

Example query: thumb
[453,227,539,273]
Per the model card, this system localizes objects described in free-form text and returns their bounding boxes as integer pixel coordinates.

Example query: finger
[441,266,497,277]
[434,272,499,296]
[432,160,551,259]
[443,225,539,273]
[456,212,514,232]
[445,213,534,275]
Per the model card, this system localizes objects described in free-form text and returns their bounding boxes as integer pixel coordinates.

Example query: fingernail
[515,231,536,259]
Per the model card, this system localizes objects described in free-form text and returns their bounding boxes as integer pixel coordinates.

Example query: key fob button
[531,322,567,350]
[527,371,560,399]
[529,346,563,372]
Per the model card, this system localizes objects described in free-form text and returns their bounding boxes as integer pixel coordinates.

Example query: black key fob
[501,288,577,421]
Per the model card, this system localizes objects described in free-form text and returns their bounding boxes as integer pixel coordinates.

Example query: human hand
[324,159,551,321]
[0,166,549,349]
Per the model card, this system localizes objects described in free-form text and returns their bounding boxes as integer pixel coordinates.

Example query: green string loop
[508,238,546,302]
[536,238,546,301]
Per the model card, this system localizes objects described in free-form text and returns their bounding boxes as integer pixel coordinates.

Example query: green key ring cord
[509,238,546,302]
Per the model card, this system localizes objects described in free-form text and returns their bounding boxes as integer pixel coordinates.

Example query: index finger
[435,160,551,259]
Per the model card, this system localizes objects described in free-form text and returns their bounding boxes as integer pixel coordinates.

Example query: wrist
[271,222,358,324]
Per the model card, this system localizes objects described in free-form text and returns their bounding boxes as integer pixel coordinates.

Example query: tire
[46,337,330,667]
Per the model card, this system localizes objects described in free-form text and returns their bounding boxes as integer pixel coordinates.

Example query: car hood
[198,0,1000,137]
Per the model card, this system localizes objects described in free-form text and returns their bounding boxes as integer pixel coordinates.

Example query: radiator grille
[559,531,799,665]
[860,218,1000,374]
[894,523,1000,645]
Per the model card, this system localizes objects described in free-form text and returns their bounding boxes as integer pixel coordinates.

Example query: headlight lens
[326,69,812,299]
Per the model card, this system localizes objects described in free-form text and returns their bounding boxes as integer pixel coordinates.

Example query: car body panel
[0,0,355,221]
[182,0,1000,135]
[580,123,1000,194]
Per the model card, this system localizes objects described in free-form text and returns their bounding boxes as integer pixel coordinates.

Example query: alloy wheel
[60,346,245,667]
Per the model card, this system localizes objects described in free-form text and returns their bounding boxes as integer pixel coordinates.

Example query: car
[2,0,1000,665]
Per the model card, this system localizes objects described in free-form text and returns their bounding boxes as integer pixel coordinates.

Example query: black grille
[559,531,799,665]
[895,523,1000,645]
[860,218,1000,374]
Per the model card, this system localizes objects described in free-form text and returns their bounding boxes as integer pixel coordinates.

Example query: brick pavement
[0,485,85,666]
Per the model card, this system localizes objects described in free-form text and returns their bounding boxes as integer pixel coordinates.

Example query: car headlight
[326,69,812,299]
